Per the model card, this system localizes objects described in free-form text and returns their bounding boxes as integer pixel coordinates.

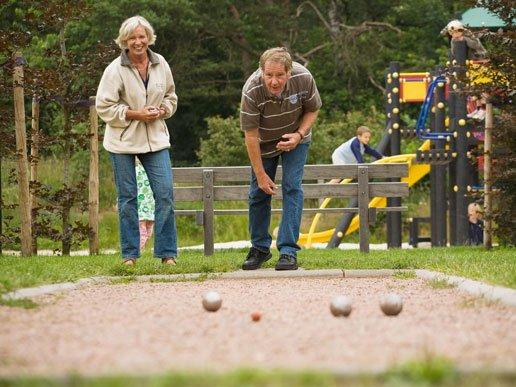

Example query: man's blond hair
[259,47,293,72]
[356,126,371,136]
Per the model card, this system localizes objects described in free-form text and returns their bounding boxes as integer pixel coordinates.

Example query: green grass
[428,278,456,289]
[393,271,416,279]
[0,366,514,387]
[0,247,514,299]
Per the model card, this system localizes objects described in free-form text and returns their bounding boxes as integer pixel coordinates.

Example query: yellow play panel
[299,140,431,247]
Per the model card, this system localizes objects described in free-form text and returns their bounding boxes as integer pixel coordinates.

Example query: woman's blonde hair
[115,15,156,49]
[259,47,293,72]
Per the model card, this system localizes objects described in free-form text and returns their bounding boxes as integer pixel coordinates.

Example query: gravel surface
[0,277,515,377]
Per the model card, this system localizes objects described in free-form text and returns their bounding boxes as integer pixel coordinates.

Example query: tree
[0,0,117,254]
[470,0,515,245]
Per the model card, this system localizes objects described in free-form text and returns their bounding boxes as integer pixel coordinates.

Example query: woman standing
[96,15,178,266]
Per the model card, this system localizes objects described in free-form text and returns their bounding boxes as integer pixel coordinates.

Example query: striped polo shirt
[240,62,322,158]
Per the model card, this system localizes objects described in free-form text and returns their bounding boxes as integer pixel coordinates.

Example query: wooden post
[0,154,2,255]
[88,96,100,254]
[358,165,370,253]
[386,61,402,248]
[30,95,40,255]
[202,169,214,256]
[483,103,493,249]
[451,40,470,245]
[13,52,32,256]
[430,67,448,246]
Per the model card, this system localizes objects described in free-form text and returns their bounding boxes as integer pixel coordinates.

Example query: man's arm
[276,110,319,152]
[245,129,277,195]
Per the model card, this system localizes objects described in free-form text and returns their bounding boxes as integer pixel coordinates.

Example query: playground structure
[301,39,490,248]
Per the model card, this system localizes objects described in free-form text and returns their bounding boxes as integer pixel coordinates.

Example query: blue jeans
[109,149,177,260]
[248,143,309,257]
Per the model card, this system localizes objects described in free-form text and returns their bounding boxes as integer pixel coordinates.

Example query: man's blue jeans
[249,143,309,257]
[109,149,177,260]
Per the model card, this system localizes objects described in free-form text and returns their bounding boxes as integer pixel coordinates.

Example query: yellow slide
[299,140,431,247]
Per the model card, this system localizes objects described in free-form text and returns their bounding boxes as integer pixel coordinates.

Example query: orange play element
[399,72,431,103]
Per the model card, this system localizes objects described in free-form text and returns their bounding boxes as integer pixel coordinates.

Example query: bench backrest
[173,163,409,202]
[171,163,409,255]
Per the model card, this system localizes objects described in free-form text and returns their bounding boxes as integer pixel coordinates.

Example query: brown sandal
[123,258,136,266]
[161,258,177,265]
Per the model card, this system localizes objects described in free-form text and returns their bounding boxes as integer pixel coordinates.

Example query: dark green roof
[461,7,510,28]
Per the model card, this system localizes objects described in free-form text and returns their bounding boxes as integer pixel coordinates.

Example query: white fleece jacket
[96,49,178,154]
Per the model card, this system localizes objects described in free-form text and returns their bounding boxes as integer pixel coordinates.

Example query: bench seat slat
[175,206,408,216]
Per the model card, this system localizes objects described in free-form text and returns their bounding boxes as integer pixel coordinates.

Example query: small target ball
[380,293,403,316]
[250,311,262,322]
[202,291,222,312]
[330,296,352,317]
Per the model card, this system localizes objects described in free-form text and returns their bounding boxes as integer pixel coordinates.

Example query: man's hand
[276,132,302,152]
[256,172,277,195]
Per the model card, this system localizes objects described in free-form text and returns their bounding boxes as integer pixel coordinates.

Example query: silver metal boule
[202,291,222,312]
[330,296,352,317]
[380,293,403,316]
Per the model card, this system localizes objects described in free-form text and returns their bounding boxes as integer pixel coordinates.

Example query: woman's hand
[140,106,161,122]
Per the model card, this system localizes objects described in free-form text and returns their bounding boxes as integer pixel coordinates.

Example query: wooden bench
[172,163,409,255]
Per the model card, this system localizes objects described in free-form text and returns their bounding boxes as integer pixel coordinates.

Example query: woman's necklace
[134,57,149,81]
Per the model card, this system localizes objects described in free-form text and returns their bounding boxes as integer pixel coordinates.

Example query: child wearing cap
[442,19,487,59]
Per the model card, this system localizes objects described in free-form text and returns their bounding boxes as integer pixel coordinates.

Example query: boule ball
[250,310,262,322]
[380,293,403,316]
[202,291,222,312]
[330,296,352,317]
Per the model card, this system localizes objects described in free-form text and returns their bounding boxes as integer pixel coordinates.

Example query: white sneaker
[467,109,478,118]
[474,109,486,120]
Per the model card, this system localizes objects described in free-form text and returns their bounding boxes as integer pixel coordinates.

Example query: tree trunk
[61,105,72,255]
[30,95,40,255]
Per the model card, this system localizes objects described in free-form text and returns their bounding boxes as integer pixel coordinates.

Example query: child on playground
[330,126,384,183]
[467,202,484,245]
[136,159,155,251]
[332,126,384,165]
[441,20,487,60]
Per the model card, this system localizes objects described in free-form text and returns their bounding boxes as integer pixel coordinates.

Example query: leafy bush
[197,116,248,166]
[198,108,386,167]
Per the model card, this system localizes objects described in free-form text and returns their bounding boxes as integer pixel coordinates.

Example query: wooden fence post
[30,95,40,255]
[202,169,214,256]
[88,96,100,254]
[483,103,493,249]
[13,52,32,256]
[358,165,370,253]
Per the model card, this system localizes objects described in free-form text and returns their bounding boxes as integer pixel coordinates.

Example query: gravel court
[0,276,515,377]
